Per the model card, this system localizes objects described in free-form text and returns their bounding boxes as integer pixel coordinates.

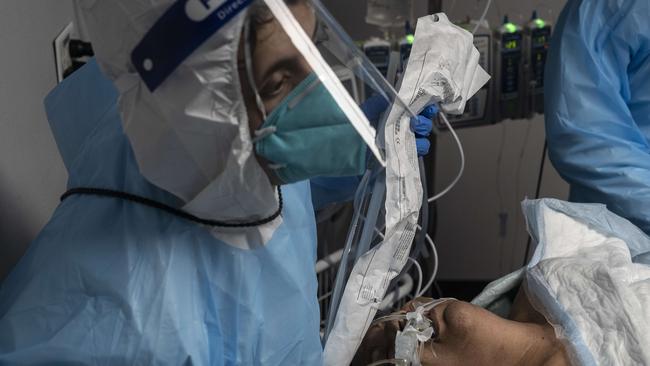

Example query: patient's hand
[354,296,568,366]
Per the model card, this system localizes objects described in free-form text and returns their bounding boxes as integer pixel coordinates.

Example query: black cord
[523,140,548,264]
[426,133,441,297]
[60,187,283,228]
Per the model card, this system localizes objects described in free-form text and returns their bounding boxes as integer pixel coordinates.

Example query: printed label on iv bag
[324,13,491,365]
[324,14,491,366]
[355,220,417,304]
[394,222,416,262]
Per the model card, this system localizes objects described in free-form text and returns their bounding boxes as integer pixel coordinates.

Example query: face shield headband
[131,0,255,92]
[130,0,392,165]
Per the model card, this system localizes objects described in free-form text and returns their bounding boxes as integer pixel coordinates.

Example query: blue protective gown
[545,0,650,233]
[0,60,323,365]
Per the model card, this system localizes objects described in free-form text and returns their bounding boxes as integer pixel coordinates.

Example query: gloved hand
[361,95,437,157]
[312,99,437,208]
[412,105,437,156]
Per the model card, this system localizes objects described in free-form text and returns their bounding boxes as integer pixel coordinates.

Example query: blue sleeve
[545,0,650,233]
[310,176,362,210]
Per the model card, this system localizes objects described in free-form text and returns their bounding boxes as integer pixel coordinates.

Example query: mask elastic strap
[251,125,277,144]
[267,163,287,170]
[244,17,268,121]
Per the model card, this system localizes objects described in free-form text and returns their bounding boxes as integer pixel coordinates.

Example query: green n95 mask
[254,73,367,184]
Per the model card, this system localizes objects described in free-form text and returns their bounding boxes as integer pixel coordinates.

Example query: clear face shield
[241,0,428,326]
[126,0,419,225]
[127,3,488,362]
[240,0,419,182]
[130,0,427,357]
[127,0,418,254]
[241,0,431,344]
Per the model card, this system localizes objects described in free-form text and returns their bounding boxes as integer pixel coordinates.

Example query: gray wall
[0,1,73,280]
[324,0,569,280]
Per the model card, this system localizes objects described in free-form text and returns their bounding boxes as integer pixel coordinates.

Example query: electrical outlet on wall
[53,22,75,83]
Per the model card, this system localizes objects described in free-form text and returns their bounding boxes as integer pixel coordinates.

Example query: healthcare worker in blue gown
[545,0,650,234]
[0,1,436,364]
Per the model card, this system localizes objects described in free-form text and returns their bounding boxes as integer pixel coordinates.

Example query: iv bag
[366,0,412,28]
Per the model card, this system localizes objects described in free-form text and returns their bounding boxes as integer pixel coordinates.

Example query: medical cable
[368,298,456,366]
[371,313,407,327]
[370,298,454,328]
[392,158,430,297]
[356,215,437,303]
[495,124,507,216]
[495,123,507,272]
[426,139,441,298]
[427,112,465,203]
[60,187,283,228]
[512,120,533,255]
[367,221,438,300]
[523,140,547,264]
[417,236,439,298]
[408,257,423,297]
[366,359,409,366]
[429,341,439,360]
[414,158,430,257]
[416,228,439,298]
[472,0,493,35]
[419,157,430,228]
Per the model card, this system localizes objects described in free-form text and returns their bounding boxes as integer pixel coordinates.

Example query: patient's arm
[354,293,569,366]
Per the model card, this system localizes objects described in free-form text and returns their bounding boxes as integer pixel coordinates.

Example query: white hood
[75,0,279,248]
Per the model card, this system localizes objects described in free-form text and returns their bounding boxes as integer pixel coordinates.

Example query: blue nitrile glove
[361,95,438,157]
[311,100,438,209]
[411,104,437,156]
[360,94,389,125]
